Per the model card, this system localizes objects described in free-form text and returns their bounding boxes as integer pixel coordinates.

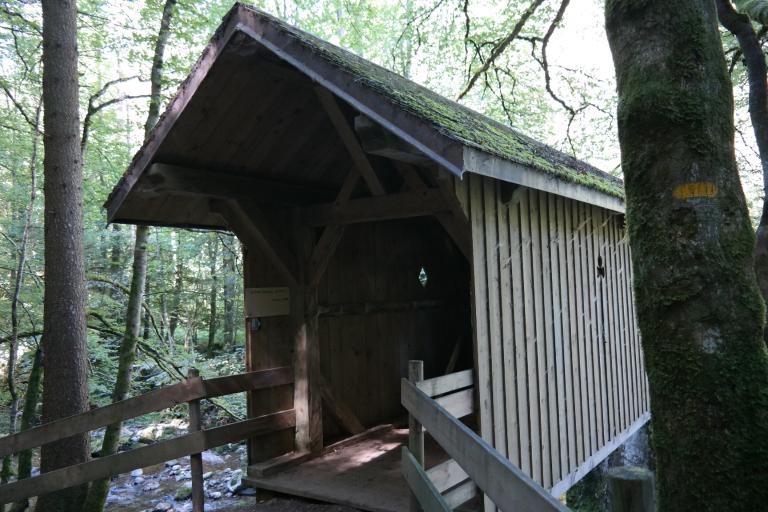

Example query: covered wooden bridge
[104,3,649,510]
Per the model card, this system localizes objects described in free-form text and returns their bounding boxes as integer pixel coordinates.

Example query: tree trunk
[142,280,151,341]
[9,348,43,512]
[715,0,768,340]
[109,224,122,278]
[222,235,236,350]
[207,235,219,355]
[82,1,177,510]
[2,102,40,487]
[81,226,149,512]
[606,1,768,510]
[36,1,91,510]
[168,258,184,339]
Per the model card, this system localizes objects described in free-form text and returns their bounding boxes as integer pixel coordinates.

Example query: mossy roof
[242,4,624,199]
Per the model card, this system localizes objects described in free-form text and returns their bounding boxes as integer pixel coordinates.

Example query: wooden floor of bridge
[245,425,449,512]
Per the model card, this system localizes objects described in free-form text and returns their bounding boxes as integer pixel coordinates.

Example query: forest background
[0,0,761,492]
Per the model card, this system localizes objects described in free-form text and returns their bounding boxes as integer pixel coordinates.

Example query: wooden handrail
[401,378,568,511]
[0,366,293,458]
[416,368,473,398]
[0,409,296,505]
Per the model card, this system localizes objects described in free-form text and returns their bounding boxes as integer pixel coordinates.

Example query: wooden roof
[105,3,624,229]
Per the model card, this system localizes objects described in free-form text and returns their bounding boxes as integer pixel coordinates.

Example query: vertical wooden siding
[466,174,649,493]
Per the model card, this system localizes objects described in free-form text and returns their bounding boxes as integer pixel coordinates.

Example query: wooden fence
[0,367,295,509]
[401,361,568,512]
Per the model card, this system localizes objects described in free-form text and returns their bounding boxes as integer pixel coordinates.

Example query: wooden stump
[608,466,655,512]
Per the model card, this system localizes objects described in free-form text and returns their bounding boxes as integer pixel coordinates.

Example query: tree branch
[457,0,546,100]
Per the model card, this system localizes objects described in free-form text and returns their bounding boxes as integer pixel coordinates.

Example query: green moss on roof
[242,4,624,199]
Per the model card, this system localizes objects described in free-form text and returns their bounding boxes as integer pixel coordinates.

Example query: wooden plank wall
[463,174,649,494]
[317,218,471,441]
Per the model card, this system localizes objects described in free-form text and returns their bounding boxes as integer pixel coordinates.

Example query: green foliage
[735,0,768,24]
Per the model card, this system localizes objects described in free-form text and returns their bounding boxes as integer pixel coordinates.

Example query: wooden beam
[354,114,431,165]
[308,170,359,286]
[0,368,293,459]
[0,410,296,505]
[416,369,473,398]
[315,87,386,197]
[401,379,568,511]
[395,162,472,261]
[210,199,299,288]
[319,373,365,435]
[248,451,313,478]
[140,163,335,205]
[401,448,452,512]
[294,225,323,454]
[300,189,449,227]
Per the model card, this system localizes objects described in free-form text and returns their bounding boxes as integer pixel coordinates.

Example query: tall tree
[606,1,768,509]
[81,1,177,510]
[1,102,40,489]
[36,1,90,511]
[222,235,236,350]
[207,234,219,355]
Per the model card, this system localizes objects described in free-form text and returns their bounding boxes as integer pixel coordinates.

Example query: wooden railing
[401,360,568,512]
[0,367,295,510]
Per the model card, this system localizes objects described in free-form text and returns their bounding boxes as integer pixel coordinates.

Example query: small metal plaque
[245,287,290,317]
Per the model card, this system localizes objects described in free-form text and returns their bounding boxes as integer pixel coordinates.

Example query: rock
[208,491,222,499]
[143,481,161,492]
[227,469,244,494]
[134,476,145,485]
[137,425,163,444]
[171,464,181,471]
[202,471,213,480]
[131,468,144,477]
[174,484,192,501]
[201,451,225,465]
[153,502,173,512]
[165,459,179,467]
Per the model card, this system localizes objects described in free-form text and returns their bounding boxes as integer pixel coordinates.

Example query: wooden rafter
[394,162,472,261]
[315,87,386,197]
[319,373,365,435]
[300,189,449,227]
[210,199,299,287]
[142,163,335,205]
[308,169,359,286]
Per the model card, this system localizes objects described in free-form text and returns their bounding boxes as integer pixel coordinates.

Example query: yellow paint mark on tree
[673,182,717,199]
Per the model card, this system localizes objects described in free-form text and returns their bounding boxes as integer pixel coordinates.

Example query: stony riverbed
[98,422,358,512]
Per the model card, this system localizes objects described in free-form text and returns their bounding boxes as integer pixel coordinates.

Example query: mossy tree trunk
[9,348,43,512]
[81,1,177,511]
[606,1,768,509]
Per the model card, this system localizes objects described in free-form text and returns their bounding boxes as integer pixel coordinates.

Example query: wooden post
[294,224,323,454]
[408,360,425,512]
[608,466,655,512]
[187,368,205,512]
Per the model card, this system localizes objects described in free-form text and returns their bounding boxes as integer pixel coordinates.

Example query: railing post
[608,466,655,512]
[187,368,204,512]
[408,360,425,512]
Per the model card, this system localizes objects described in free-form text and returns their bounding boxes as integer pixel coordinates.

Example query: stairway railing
[401,360,568,512]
